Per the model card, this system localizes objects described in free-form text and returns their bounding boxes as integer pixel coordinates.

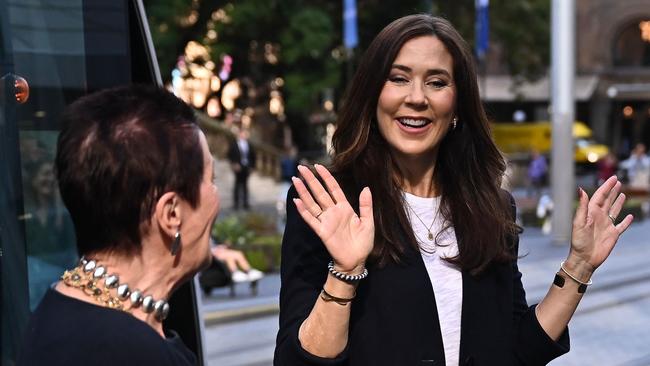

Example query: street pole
[551,0,575,244]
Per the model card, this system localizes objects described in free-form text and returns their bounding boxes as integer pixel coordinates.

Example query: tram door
[0,1,206,364]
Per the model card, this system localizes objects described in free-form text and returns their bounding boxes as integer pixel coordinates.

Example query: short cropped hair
[56,85,203,256]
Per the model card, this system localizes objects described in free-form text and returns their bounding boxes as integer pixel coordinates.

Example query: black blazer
[227,139,256,170]
[274,187,569,366]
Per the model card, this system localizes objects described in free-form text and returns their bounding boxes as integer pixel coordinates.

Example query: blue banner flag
[344,0,358,49]
[475,0,489,58]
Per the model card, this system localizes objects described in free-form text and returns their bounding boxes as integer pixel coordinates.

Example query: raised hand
[569,176,634,273]
[292,164,374,273]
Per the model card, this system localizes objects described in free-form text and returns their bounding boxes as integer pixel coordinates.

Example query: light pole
[551,0,575,244]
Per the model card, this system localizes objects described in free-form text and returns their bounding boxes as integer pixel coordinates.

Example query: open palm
[292,164,374,272]
[570,176,634,270]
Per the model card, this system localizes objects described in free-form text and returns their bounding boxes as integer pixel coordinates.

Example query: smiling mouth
[396,117,432,128]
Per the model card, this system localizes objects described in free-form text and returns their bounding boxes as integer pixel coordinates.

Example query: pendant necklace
[404,198,439,242]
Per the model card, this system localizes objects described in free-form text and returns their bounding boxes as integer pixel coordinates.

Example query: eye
[388,75,409,84]
[427,79,448,89]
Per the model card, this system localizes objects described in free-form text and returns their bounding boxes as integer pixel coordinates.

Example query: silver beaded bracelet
[327,261,368,282]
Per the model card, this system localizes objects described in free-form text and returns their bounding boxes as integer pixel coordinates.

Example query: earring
[451,117,458,130]
[171,231,181,256]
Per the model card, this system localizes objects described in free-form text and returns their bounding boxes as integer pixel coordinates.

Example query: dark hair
[55,85,203,256]
[331,14,517,274]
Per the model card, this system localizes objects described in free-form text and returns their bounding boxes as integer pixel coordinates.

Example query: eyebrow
[391,64,451,78]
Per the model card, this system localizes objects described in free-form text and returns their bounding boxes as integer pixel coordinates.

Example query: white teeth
[398,118,430,127]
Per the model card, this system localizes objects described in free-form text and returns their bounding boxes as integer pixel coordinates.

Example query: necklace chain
[403,198,438,242]
[62,264,124,310]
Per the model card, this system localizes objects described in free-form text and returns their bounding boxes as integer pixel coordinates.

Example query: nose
[404,81,427,107]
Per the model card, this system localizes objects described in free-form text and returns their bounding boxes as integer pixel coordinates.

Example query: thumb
[358,187,373,223]
[573,187,588,228]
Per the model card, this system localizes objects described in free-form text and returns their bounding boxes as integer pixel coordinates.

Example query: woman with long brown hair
[274,14,633,365]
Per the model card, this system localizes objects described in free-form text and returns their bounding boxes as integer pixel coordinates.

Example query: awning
[606,83,650,100]
[478,75,599,102]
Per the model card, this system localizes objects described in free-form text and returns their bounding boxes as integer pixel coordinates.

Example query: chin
[393,145,437,159]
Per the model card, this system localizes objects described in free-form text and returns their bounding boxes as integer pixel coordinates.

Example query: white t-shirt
[403,192,462,366]
[237,138,250,166]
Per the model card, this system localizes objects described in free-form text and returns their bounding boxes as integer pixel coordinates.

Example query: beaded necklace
[61,257,170,321]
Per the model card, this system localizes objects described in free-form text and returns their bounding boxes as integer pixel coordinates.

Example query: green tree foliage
[144,0,550,148]
[434,0,550,81]
[144,0,224,83]
[490,0,550,81]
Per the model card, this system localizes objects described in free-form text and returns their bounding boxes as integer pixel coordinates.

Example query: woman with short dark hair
[18,85,219,365]
[274,14,633,365]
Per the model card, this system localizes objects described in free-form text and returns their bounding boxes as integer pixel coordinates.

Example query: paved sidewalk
[519,221,650,366]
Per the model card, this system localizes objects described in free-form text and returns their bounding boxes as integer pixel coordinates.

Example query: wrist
[328,261,368,283]
[324,275,358,298]
[331,262,366,276]
[563,255,595,283]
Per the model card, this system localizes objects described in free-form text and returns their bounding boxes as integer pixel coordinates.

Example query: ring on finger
[315,210,324,220]
[608,213,616,225]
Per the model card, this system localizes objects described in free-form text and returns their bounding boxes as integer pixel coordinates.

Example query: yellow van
[491,121,609,163]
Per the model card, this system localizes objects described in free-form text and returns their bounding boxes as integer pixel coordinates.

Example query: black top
[17,288,197,366]
[274,187,569,366]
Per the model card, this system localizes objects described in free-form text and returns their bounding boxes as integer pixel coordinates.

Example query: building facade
[483,0,650,158]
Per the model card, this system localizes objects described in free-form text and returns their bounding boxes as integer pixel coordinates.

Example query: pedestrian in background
[620,143,650,190]
[211,241,264,283]
[527,148,548,198]
[275,14,633,366]
[597,152,618,186]
[228,128,256,210]
[18,85,220,365]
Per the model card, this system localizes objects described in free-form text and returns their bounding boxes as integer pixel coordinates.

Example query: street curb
[203,303,279,326]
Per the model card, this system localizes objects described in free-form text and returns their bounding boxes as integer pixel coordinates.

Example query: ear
[154,192,182,238]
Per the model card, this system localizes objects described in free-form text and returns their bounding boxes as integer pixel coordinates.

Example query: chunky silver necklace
[61,257,170,321]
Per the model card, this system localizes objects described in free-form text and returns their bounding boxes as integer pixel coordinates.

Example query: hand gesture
[292,164,374,273]
[570,176,634,272]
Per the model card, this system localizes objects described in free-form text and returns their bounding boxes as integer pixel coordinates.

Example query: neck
[392,149,439,198]
[56,242,180,337]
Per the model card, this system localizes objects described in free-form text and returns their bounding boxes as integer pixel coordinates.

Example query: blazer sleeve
[507,193,571,365]
[273,186,349,366]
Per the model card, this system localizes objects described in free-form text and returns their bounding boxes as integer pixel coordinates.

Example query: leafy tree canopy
[145,0,551,148]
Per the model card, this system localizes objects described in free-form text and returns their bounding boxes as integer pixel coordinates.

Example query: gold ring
[315,211,323,219]
[608,214,616,225]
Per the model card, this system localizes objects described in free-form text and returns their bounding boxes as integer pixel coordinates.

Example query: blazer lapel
[457,229,507,366]
[396,226,447,364]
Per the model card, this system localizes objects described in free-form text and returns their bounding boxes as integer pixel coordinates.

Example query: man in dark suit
[228,128,256,210]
